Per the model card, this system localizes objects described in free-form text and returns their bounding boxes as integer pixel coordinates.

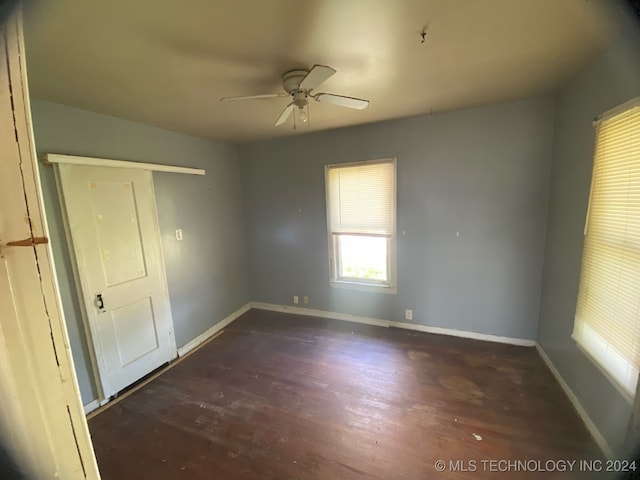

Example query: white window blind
[327,161,394,235]
[325,159,397,290]
[573,99,640,398]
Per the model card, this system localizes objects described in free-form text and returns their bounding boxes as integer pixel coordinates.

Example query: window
[325,158,397,292]
[573,98,640,399]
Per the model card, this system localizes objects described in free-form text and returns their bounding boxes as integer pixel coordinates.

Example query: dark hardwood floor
[89,309,603,479]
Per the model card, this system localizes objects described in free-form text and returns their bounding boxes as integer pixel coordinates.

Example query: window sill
[329,280,397,295]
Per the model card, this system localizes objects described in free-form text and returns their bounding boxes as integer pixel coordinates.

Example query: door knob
[96,293,105,312]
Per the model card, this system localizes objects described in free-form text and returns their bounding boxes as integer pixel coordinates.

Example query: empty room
[1,0,640,479]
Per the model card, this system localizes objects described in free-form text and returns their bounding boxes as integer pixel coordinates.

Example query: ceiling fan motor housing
[283,70,309,94]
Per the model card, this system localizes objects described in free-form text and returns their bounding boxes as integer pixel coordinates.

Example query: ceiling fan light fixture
[297,106,308,124]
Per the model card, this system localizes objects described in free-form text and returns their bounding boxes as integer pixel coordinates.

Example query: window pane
[338,235,387,281]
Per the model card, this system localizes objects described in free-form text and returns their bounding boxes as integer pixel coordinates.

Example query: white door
[56,164,176,398]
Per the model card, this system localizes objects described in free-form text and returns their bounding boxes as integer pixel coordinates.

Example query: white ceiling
[24,0,614,143]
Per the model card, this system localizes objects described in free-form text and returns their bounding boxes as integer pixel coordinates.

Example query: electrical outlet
[405,309,413,320]
[293,295,299,304]
[175,229,183,241]
[303,296,309,305]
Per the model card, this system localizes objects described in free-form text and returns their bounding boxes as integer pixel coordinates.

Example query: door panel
[57,164,175,398]
[89,180,147,286]
[111,297,158,367]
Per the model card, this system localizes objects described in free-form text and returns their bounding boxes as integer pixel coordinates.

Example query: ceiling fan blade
[314,93,369,110]
[275,103,295,126]
[299,65,336,91]
[220,93,287,102]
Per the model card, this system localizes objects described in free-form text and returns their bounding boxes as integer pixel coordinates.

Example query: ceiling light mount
[419,24,429,44]
[282,70,309,95]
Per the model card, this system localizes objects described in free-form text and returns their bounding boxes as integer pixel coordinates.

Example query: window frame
[572,97,640,403]
[324,158,397,294]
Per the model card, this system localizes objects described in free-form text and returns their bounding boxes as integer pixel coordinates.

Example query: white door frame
[55,164,178,400]
[0,10,100,479]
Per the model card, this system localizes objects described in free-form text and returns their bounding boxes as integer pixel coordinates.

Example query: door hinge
[0,236,49,257]
[5,236,49,247]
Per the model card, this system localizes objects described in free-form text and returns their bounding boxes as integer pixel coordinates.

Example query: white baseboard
[392,321,536,346]
[248,302,535,346]
[83,399,100,415]
[249,302,391,328]
[536,343,614,459]
[177,303,252,357]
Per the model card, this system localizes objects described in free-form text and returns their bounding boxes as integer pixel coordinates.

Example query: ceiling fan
[220,65,369,127]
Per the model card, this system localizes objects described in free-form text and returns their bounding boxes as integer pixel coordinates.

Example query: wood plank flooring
[89,309,602,479]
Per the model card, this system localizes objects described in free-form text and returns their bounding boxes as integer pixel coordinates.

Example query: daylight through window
[573,99,640,398]
[325,159,397,292]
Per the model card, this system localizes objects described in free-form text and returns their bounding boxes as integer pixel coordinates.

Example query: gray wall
[239,97,554,340]
[537,36,640,456]
[31,100,249,404]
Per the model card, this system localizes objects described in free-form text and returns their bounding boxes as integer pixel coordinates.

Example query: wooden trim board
[249,302,536,346]
[177,304,252,357]
[44,153,206,176]
[251,302,391,328]
[83,400,101,415]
